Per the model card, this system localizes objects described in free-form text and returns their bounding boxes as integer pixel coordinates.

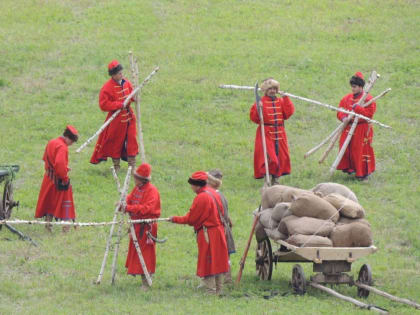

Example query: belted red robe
[250,95,295,178]
[125,182,161,275]
[337,93,376,178]
[172,186,229,277]
[90,78,139,164]
[35,137,76,220]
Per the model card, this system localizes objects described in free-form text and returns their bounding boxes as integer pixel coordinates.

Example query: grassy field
[1,0,419,314]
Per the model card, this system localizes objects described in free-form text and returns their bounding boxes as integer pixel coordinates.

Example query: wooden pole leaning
[329,71,379,174]
[95,166,132,285]
[129,223,153,286]
[255,83,270,187]
[304,123,343,159]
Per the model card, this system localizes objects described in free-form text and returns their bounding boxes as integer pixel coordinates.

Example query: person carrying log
[120,163,161,290]
[336,72,376,181]
[170,171,229,295]
[249,78,295,185]
[206,169,235,284]
[90,60,138,172]
[35,125,79,233]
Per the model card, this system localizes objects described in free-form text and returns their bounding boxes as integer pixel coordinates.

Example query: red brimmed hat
[134,163,151,180]
[63,125,79,142]
[350,71,365,87]
[66,125,78,136]
[108,60,120,70]
[188,171,207,187]
[108,60,123,76]
[354,72,364,79]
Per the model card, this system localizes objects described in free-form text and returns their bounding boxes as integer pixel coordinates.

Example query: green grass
[0,0,419,314]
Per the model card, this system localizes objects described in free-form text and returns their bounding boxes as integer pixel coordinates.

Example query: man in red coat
[90,60,138,172]
[123,163,161,290]
[336,72,376,180]
[35,125,78,232]
[250,78,295,185]
[170,171,229,295]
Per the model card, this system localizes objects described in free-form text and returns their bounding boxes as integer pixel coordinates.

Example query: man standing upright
[90,60,138,172]
[250,78,295,185]
[35,125,78,232]
[336,72,376,180]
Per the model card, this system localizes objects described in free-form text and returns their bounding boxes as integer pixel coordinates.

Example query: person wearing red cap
[90,60,138,172]
[35,125,79,232]
[170,171,229,295]
[122,163,161,290]
[336,72,376,180]
[250,78,295,185]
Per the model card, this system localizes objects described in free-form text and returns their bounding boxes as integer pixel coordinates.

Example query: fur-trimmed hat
[207,169,223,189]
[108,60,123,76]
[63,125,78,142]
[349,72,365,87]
[188,171,207,187]
[134,163,151,181]
[261,78,280,93]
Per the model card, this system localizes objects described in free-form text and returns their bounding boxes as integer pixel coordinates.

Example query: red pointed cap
[354,72,364,79]
[135,163,151,180]
[66,125,78,136]
[108,60,120,70]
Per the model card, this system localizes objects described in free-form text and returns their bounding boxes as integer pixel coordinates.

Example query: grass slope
[0,0,419,314]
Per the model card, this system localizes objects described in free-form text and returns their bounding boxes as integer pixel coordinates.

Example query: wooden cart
[0,165,20,223]
[255,237,377,297]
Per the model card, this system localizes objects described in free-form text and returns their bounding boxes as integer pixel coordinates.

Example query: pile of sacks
[255,182,373,248]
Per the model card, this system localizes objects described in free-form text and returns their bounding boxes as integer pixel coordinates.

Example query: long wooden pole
[129,223,153,286]
[219,84,391,129]
[304,123,343,159]
[1,218,171,226]
[310,282,388,314]
[95,166,132,285]
[329,71,379,174]
[255,83,270,187]
[318,126,343,164]
[355,282,420,309]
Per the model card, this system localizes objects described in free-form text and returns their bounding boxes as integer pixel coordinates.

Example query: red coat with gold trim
[250,95,295,178]
[336,93,376,178]
[35,137,76,220]
[172,186,229,277]
[90,78,138,164]
[125,182,161,275]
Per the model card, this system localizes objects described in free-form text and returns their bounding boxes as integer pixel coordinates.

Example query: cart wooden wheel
[357,264,372,298]
[255,238,273,280]
[292,264,306,295]
[2,180,15,220]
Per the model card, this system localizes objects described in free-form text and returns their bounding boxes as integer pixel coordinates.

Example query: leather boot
[112,158,121,173]
[45,215,53,233]
[271,176,279,185]
[224,268,232,285]
[141,275,151,291]
[127,156,136,173]
[215,274,224,295]
[202,276,216,294]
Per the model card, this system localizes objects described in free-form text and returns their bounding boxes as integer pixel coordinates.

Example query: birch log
[219,84,391,129]
[110,166,121,193]
[129,223,153,286]
[0,217,171,226]
[95,166,132,285]
[304,123,343,159]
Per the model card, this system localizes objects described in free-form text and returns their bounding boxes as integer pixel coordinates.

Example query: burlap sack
[278,215,299,235]
[286,234,333,247]
[258,208,278,229]
[255,221,268,242]
[290,192,340,222]
[285,217,335,237]
[330,222,373,247]
[337,217,371,227]
[323,193,365,218]
[261,185,308,209]
[272,202,291,221]
[264,228,287,241]
[311,182,358,203]
[282,209,292,218]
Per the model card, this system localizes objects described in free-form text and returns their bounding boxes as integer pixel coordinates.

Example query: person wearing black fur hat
[90,60,138,172]
[336,72,376,181]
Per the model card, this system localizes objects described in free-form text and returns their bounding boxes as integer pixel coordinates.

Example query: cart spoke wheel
[255,238,273,280]
[292,264,306,295]
[357,264,372,298]
[3,181,14,219]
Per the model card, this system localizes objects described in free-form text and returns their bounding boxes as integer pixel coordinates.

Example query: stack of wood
[255,183,373,247]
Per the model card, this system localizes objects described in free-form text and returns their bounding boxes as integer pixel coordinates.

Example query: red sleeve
[249,103,260,124]
[125,188,160,216]
[99,86,123,112]
[172,194,209,228]
[125,80,136,104]
[353,95,376,119]
[281,96,294,120]
[54,145,69,181]
[337,96,348,122]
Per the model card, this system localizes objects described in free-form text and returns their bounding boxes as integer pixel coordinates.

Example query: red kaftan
[172,186,229,277]
[125,182,161,275]
[35,137,76,220]
[250,95,295,178]
[90,78,138,164]
[336,93,376,178]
